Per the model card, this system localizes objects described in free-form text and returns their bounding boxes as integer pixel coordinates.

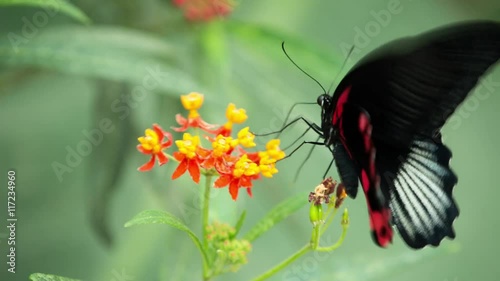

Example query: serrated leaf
[243,192,309,242]
[0,26,202,96]
[0,0,91,24]
[125,210,210,270]
[29,273,81,281]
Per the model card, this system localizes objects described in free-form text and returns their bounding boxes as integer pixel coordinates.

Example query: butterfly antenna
[326,45,355,94]
[282,41,327,94]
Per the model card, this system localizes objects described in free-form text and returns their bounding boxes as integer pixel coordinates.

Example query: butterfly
[310,20,500,248]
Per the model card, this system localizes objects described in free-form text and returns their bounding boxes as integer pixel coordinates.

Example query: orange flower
[214,154,260,200]
[210,103,248,137]
[172,0,234,22]
[172,133,203,183]
[137,124,172,171]
[200,135,238,172]
[172,92,217,133]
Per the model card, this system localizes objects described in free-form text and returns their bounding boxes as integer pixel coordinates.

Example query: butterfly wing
[331,21,500,248]
[334,102,394,247]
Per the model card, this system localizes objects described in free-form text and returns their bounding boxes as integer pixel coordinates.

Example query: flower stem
[202,175,212,250]
[316,224,348,252]
[250,244,311,281]
[320,207,339,236]
[311,224,320,250]
[202,175,212,280]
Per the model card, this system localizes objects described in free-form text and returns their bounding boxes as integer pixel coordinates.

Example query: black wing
[331,20,500,248]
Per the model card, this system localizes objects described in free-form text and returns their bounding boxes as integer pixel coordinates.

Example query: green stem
[202,175,212,250]
[316,225,348,252]
[202,175,212,280]
[250,244,311,281]
[311,224,320,250]
[320,207,339,236]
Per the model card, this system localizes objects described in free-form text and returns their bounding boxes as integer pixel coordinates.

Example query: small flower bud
[309,202,324,226]
[341,208,349,227]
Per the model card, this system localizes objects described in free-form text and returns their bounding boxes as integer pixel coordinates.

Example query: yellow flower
[237,127,256,148]
[224,103,247,129]
[212,135,238,158]
[175,133,200,159]
[180,92,204,119]
[259,155,278,178]
[259,139,285,160]
[138,128,162,153]
[233,154,259,178]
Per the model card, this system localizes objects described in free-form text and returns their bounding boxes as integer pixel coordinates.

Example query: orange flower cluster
[137,92,285,200]
[172,0,234,22]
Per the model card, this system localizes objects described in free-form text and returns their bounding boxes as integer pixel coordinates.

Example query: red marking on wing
[332,86,352,126]
[357,114,393,247]
[333,86,353,158]
[368,207,393,247]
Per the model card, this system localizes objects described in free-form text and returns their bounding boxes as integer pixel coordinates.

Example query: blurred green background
[1,0,500,280]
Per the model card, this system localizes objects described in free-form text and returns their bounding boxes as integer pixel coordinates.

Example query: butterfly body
[318,21,500,248]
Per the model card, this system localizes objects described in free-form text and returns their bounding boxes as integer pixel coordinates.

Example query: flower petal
[246,187,253,197]
[138,155,156,171]
[172,159,188,180]
[187,159,200,183]
[214,174,232,187]
[137,144,152,154]
[172,114,189,132]
[229,180,240,200]
[239,176,253,188]
[201,157,215,169]
[196,146,212,159]
[156,152,169,166]
[173,151,185,162]
[153,124,165,139]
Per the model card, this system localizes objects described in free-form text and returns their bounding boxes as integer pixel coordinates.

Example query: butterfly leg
[254,116,323,137]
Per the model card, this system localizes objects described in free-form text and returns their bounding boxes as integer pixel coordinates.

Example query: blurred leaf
[232,210,247,238]
[228,20,344,82]
[125,210,210,270]
[243,192,309,242]
[87,81,134,247]
[29,273,81,281]
[0,0,91,24]
[0,26,202,96]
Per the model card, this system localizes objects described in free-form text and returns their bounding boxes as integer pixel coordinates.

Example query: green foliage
[124,210,210,271]
[29,273,81,281]
[0,26,200,96]
[243,192,309,242]
[0,0,90,24]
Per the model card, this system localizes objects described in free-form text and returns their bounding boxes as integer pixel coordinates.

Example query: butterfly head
[317,94,337,146]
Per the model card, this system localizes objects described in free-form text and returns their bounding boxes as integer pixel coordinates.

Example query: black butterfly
[304,21,500,248]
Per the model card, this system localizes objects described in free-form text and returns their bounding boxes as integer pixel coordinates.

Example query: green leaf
[243,192,309,242]
[0,0,91,24]
[29,273,81,281]
[227,20,344,83]
[232,210,247,239]
[0,26,202,96]
[125,210,210,270]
